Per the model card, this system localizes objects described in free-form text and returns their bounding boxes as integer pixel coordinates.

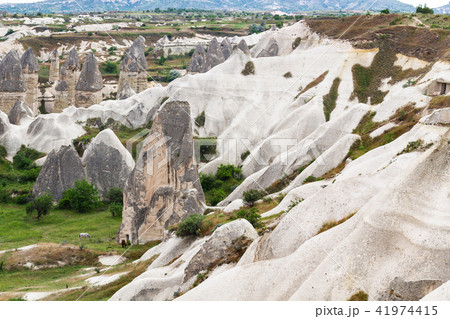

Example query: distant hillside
[435,2,450,14]
[0,0,416,14]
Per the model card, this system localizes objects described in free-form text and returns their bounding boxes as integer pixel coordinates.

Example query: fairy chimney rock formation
[75,52,103,108]
[186,45,207,73]
[8,100,33,125]
[49,49,60,83]
[186,37,234,73]
[0,50,27,113]
[63,48,81,106]
[118,36,147,95]
[54,80,69,112]
[237,39,250,54]
[221,38,232,60]
[117,101,205,244]
[117,81,136,100]
[20,48,40,114]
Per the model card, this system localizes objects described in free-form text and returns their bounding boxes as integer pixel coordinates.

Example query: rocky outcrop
[186,37,234,73]
[183,219,258,282]
[257,38,279,58]
[117,81,136,100]
[117,101,205,244]
[8,100,33,125]
[204,37,225,71]
[49,49,59,83]
[118,37,147,94]
[75,52,103,108]
[62,48,81,106]
[81,129,135,198]
[33,130,134,200]
[237,39,250,54]
[186,45,207,73]
[0,50,26,113]
[20,48,39,114]
[33,145,85,201]
[221,38,232,60]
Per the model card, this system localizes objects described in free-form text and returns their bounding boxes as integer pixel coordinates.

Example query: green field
[0,204,121,252]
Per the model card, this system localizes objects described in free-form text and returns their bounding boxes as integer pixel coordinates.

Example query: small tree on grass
[59,179,100,213]
[243,189,264,207]
[176,214,205,237]
[110,202,123,217]
[26,193,53,221]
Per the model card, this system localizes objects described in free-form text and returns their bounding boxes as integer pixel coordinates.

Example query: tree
[416,5,433,14]
[380,9,390,14]
[110,202,123,217]
[26,193,53,221]
[176,214,205,237]
[243,189,264,207]
[59,179,100,213]
[104,61,118,74]
[169,70,181,81]
[216,164,242,181]
[106,188,123,204]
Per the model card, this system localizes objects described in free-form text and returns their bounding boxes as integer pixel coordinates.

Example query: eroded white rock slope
[0,21,449,301]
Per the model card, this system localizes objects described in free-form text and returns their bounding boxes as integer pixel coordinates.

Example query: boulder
[117,101,205,244]
[33,145,85,201]
[186,45,207,73]
[183,219,258,282]
[75,52,103,91]
[8,100,33,125]
[81,129,135,198]
[55,80,69,92]
[117,81,136,100]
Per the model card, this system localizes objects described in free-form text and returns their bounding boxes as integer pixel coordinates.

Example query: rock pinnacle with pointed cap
[21,48,39,74]
[75,52,103,91]
[0,50,26,92]
[64,48,81,71]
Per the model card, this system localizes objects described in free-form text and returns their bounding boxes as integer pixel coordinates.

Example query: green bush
[416,5,433,14]
[216,164,242,181]
[380,9,390,14]
[241,61,255,76]
[106,188,123,204]
[241,150,250,161]
[176,214,205,237]
[110,202,123,217]
[0,145,7,158]
[234,207,261,228]
[209,189,227,206]
[12,146,43,170]
[59,179,101,213]
[243,189,264,207]
[26,193,53,221]
[199,173,217,192]
[195,111,205,127]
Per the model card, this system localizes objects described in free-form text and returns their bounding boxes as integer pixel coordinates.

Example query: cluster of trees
[26,179,123,221]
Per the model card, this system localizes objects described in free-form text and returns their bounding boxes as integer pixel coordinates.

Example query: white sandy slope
[178,125,450,300]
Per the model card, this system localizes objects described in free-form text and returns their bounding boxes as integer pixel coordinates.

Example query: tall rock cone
[117,101,205,244]
[186,45,207,73]
[75,52,103,108]
[63,48,81,106]
[49,48,59,83]
[0,50,26,113]
[20,48,40,114]
[118,36,148,94]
